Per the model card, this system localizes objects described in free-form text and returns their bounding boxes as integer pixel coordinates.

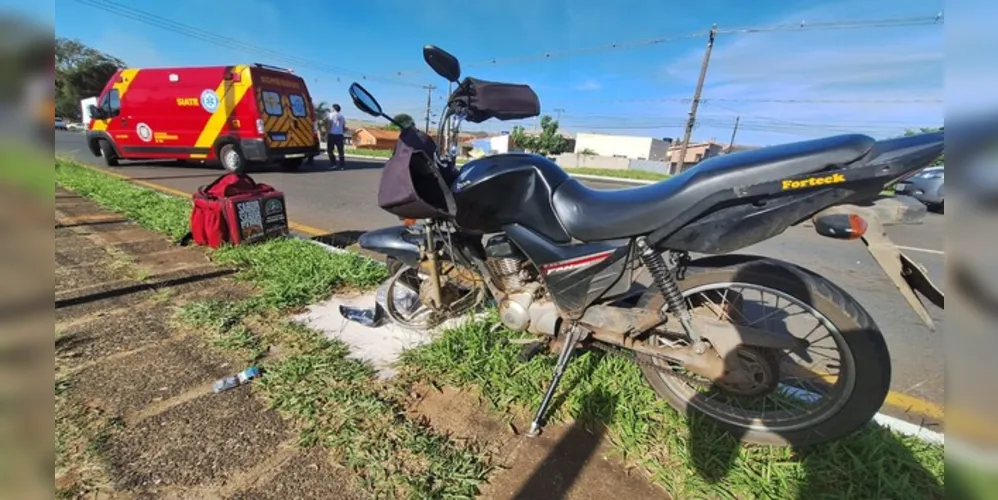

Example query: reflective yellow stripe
[91,68,140,132]
[193,65,252,150]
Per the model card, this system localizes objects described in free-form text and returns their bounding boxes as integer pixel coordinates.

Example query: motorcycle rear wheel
[636,255,892,447]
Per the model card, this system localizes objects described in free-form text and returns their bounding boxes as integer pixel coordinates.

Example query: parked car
[55,116,67,130]
[895,165,944,212]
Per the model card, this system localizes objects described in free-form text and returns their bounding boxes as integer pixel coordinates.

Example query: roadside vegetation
[56,157,488,498]
[399,320,944,499]
[563,167,669,181]
[344,147,672,182]
[56,157,944,499]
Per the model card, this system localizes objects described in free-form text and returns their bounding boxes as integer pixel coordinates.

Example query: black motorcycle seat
[552,134,876,242]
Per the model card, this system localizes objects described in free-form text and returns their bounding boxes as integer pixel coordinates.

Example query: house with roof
[352,128,401,149]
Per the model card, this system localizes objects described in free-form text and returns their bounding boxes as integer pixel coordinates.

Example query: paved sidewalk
[55,187,365,499]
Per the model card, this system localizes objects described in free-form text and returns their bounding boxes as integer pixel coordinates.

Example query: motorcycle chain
[586,339,710,390]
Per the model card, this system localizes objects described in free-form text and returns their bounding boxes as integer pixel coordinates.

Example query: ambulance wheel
[98,139,119,167]
[280,158,303,170]
[219,144,246,173]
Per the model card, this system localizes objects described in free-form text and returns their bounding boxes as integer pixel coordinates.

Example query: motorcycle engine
[484,235,559,335]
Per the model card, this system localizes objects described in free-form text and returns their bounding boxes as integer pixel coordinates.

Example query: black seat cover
[552,134,875,242]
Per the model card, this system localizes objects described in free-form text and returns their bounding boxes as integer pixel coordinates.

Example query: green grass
[57,158,489,498]
[2,142,55,199]
[400,319,945,499]
[213,239,387,310]
[176,300,491,498]
[56,157,191,240]
[57,155,944,498]
[946,457,998,499]
[564,167,670,182]
[343,148,674,182]
[344,147,393,158]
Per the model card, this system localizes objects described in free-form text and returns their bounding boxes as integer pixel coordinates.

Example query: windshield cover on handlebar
[452,77,540,123]
[398,126,437,156]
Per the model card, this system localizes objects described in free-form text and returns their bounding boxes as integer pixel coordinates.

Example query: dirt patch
[69,337,228,420]
[138,248,210,275]
[114,239,180,256]
[229,447,368,500]
[56,245,116,268]
[410,385,668,500]
[56,226,84,240]
[104,388,288,491]
[56,262,132,295]
[72,220,142,236]
[55,286,160,324]
[408,385,517,458]
[56,305,178,370]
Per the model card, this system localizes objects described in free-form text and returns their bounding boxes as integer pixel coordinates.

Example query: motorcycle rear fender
[357,226,422,269]
[811,205,944,330]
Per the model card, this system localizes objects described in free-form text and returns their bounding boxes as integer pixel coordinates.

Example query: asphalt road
[56,130,945,426]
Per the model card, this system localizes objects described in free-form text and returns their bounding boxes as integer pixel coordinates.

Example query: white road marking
[873,412,944,445]
[898,245,945,255]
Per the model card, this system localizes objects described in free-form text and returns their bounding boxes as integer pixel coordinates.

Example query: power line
[557,105,928,131]
[715,14,944,35]
[549,96,943,106]
[706,97,944,104]
[72,0,427,89]
[379,14,943,79]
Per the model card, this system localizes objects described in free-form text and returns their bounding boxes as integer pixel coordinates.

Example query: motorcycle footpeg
[517,342,546,363]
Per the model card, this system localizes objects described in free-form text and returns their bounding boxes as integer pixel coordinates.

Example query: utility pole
[423,84,437,134]
[553,108,565,122]
[727,116,740,153]
[675,25,717,173]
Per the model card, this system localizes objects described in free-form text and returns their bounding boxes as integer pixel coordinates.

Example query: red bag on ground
[184,173,289,248]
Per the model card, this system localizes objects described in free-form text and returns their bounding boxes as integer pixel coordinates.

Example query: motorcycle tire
[635,254,892,447]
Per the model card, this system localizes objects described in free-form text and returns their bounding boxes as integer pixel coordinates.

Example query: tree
[903,127,944,166]
[510,115,570,156]
[55,38,126,120]
[385,113,415,130]
[313,101,331,135]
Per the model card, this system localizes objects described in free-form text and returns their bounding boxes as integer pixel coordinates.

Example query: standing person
[327,104,347,169]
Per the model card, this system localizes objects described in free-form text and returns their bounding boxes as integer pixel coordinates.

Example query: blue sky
[48,0,954,145]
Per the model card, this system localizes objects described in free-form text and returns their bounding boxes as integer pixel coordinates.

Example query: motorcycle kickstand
[526,326,582,438]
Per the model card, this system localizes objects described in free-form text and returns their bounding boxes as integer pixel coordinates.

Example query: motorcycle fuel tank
[450,153,572,242]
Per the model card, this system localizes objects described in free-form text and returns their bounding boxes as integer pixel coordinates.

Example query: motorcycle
[349,45,945,446]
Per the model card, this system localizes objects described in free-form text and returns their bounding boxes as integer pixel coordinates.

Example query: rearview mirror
[349,83,383,117]
[422,45,461,83]
[88,105,103,120]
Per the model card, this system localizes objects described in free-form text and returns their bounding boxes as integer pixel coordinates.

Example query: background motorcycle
[349,45,944,446]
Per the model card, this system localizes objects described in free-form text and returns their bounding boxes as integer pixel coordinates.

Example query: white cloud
[574,79,602,91]
[655,3,944,144]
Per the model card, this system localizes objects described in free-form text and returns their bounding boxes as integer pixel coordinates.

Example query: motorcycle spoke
[646,282,853,431]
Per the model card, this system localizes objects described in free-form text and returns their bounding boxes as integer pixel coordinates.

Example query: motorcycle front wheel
[635,255,892,447]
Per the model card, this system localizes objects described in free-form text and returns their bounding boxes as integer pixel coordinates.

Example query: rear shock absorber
[635,237,706,354]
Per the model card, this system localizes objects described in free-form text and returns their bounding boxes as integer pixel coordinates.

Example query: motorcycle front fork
[423,227,443,309]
